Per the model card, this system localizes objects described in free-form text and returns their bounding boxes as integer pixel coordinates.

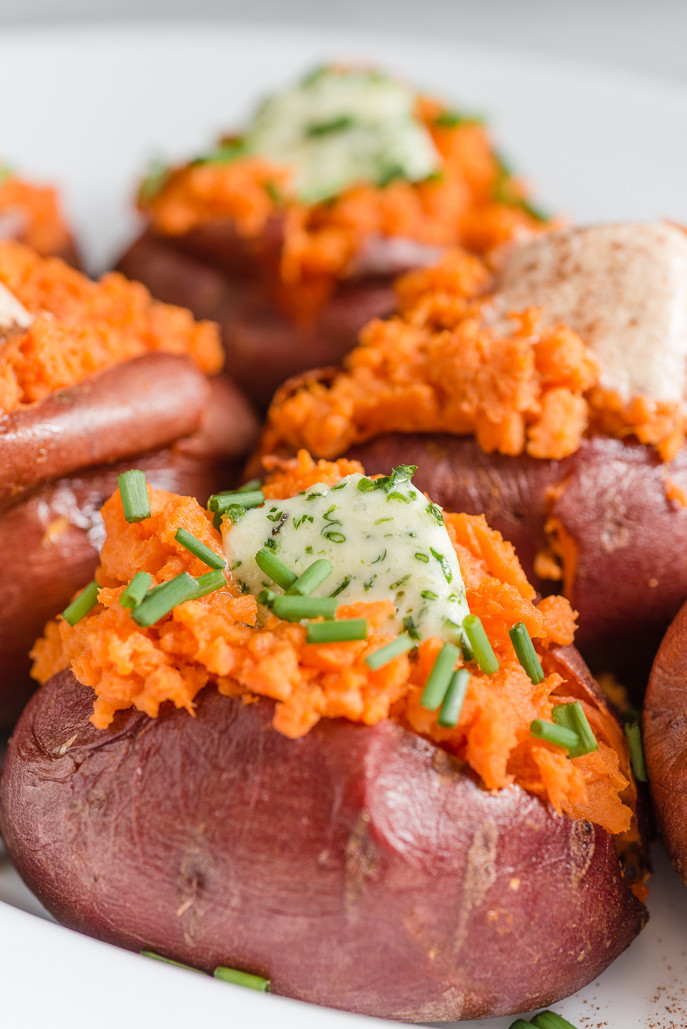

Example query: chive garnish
[255,548,297,590]
[552,701,598,758]
[624,722,648,782]
[287,559,332,596]
[306,619,368,644]
[531,1011,579,1029]
[257,588,276,607]
[120,571,153,610]
[213,966,270,992]
[421,643,460,711]
[509,621,544,684]
[207,490,265,513]
[140,951,203,974]
[462,614,499,674]
[118,469,150,523]
[62,580,99,626]
[508,1020,536,1029]
[530,720,579,752]
[306,115,354,136]
[438,668,470,728]
[188,569,226,600]
[131,572,198,627]
[365,634,415,670]
[271,596,338,621]
[174,527,226,570]
[414,552,429,563]
[236,478,264,493]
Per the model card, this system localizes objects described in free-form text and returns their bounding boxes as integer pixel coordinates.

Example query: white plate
[2,21,687,1029]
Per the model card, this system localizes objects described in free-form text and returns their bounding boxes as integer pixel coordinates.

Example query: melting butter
[223,470,470,643]
[243,67,439,204]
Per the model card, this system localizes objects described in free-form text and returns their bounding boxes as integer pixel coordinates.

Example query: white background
[1,0,687,87]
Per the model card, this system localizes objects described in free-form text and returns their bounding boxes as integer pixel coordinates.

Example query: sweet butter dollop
[223,468,470,642]
[243,66,440,204]
[489,222,687,406]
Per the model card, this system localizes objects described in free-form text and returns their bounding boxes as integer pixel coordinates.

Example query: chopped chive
[119,571,153,610]
[552,701,598,758]
[213,966,270,992]
[321,529,346,543]
[140,951,204,974]
[207,490,265,512]
[118,469,150,523]
[306,114,354,136]
[257,588,276,607]
[531,1012,579,1029]
[287,559,333,596]
[306,619,368,643]
[255,548,297,590]
[415,552,429,563]
[236,478,263,492]
[62,580,99,626]
[131,572,198,627]
[530,719,579,752]
[188,569,226,600]
[271,595,338,621]
[365,634,415,670]
[508,1021,535,1029]
[462,614,499,674]
[624,722,648,782]
[509,621,544,684]
[421,643,460,711]
[438,669,470,728]
[174,527,226,570]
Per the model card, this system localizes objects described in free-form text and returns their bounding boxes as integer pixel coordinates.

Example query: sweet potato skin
[1,664,646,1022]
[348,433,687,691]
[644,601,687,884]
[117,226,438,410]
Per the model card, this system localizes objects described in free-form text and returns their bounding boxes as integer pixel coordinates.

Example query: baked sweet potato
[0,244,258,730]
[1,659,646,1022]
[0,456,647,1022]
[117,66,550,410]
[643,600,687,885]
[254,224,687,692]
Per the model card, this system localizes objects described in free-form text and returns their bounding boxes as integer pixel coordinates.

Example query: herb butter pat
[243,67,440,204]
[223,468,470,643]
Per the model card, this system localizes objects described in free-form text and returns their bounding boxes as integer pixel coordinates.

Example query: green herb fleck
[430,547,453,583]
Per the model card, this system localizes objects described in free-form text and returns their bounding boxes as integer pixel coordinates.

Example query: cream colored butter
[489,222,687,405]
[244,67,439,204]
[223,471,470,643]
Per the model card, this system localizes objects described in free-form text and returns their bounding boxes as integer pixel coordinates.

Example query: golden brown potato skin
[117,225,440,411]
[346,433,687,692]
[644,601,687,884]
[0,354,259,730]
[1,657,647,1022]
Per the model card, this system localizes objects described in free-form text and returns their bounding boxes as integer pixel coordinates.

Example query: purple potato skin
[116,226,440,411]
[1,664,646,1022]
[644,600,687,884]
[348,433,687,692]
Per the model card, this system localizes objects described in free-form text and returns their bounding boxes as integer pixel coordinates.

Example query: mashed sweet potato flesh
[0,241,222,412]
[141,103,549,296]
[0,174,72,257]
[32,451,635,838]
[261,249,685,462]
